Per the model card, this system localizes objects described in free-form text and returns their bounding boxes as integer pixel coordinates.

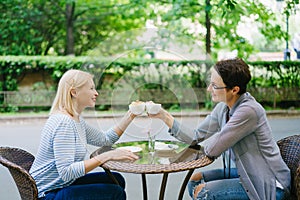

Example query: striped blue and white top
[29,114,119,198]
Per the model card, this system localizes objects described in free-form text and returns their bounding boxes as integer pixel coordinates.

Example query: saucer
[117,146,142,153]
[155,142,178,152]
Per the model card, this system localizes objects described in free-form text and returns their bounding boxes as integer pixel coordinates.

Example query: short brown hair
[214,58,251,95]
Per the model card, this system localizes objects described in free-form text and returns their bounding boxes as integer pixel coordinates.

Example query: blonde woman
[30,69,138,200]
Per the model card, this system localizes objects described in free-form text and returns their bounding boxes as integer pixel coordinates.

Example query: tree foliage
[142,0,288,59]
[0,0,148,56]
[0,0,299,58]
[0,0,46,55]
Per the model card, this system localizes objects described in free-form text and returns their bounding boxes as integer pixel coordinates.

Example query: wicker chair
[0,147,38,200]
[277,135,300,200]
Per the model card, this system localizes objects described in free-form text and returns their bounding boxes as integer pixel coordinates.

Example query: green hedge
[0,56,215,91]
[248,61,300,88]
[1,56,299,91]
[0,56,299,111]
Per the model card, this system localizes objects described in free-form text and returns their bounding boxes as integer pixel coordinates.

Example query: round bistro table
[90,140,213,200]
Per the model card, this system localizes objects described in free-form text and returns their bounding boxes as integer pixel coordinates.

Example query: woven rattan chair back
[277,135,300,200]
[0,147,38,200]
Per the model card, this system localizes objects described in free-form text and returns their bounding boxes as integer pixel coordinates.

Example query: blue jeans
[40,172,126,200]
[188,168,285,200]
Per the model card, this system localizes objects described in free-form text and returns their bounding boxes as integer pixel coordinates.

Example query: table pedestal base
[139,169,195,200]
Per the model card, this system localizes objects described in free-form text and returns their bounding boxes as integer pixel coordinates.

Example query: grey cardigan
[170,92,290,200]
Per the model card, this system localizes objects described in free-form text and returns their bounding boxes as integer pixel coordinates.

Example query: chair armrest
[295,165,300,199]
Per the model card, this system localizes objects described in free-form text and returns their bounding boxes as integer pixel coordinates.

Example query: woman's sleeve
[82,120,119,146]
[169,104,222,144]
[204,105,258,158]
[53,122,85,182]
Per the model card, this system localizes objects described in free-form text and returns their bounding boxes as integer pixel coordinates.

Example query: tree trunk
[66,2,75,55]
[205,0,211,59]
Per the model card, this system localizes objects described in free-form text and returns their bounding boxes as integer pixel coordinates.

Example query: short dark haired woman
[149,58,290,200]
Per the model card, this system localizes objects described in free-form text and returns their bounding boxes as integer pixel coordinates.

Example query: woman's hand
[101,149,139,162]
[114,110,136,136]
[147,108,166,119]
[85,149,138,174]
[148,108,174,129]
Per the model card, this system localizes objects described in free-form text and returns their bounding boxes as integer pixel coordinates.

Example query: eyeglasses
[208,82,228,90]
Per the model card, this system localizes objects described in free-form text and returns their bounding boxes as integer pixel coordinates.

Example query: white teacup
[129,101,146,115]
[146,102,161,114]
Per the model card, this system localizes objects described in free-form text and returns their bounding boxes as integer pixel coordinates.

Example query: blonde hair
[50,69,94,116]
